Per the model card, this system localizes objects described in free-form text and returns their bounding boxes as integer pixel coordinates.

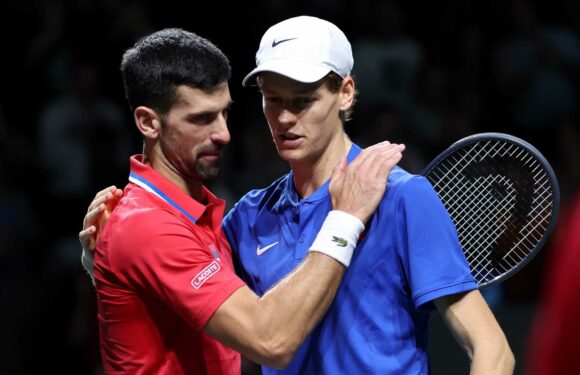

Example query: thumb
[330,156,347,182]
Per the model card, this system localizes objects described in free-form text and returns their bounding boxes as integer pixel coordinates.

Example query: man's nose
[211,114,230,145]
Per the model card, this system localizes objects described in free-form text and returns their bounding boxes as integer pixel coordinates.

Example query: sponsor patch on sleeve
[191,261,221,289]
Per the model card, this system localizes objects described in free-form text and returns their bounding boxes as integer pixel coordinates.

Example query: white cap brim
[242,59,332,86]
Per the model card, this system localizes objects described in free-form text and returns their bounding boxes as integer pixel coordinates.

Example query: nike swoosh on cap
[257,241,280,256]
[272,38,297,47]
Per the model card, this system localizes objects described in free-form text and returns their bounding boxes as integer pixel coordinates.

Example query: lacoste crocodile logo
[332,236,348,247]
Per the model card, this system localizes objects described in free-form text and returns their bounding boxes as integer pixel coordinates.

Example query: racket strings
[502,181,554,260]
[430,140,515,191]
[426,139,555,285]
[433,142,517,253]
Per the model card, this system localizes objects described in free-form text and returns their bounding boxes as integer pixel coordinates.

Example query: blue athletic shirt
[222,143,477,374]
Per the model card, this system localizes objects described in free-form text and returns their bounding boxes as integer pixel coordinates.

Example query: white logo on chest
[256,241,279,256]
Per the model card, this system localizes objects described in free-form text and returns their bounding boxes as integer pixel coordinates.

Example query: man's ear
[134,106,161,139]
[339,76,355,111]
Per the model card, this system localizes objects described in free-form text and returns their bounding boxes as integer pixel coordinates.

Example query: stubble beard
[193,143,224,181]
[195,159,221,181]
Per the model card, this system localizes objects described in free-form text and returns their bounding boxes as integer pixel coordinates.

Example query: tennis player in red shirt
[81,28,404,374]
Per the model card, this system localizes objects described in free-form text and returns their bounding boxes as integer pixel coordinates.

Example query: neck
[291,133,352,199]
[142,153,205,202]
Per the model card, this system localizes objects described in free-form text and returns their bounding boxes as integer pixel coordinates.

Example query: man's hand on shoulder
[79,185,123,282]
[329,141,405,224]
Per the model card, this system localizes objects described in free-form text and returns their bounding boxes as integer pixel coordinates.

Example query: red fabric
[525,191,580,375]
[94,155,245,374]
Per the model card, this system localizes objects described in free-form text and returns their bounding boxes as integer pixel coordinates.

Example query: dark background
[1,0,578,374]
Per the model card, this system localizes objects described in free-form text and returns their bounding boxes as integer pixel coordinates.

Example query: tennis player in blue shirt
[222,16,513,374]
[81,16,514,375]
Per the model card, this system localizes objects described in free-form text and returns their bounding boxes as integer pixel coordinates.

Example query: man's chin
[277,148,302,163]
[196,165,221,181]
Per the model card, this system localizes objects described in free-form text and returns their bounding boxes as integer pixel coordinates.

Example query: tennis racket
[422,133,560,289]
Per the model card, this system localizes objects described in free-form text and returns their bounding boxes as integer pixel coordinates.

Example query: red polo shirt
[94,155,245,374]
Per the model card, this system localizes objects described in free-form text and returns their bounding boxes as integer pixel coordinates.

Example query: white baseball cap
[242,16,353,86]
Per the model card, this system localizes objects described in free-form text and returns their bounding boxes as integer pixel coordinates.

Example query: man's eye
[294,98,313,108]
[192,114,214,124]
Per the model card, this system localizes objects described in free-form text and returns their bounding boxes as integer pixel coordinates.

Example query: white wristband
[309,210,365,267]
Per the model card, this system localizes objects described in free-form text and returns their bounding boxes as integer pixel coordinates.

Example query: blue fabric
[223,144,477,374]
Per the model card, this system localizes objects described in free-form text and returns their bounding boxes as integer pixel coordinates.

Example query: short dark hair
[120,28,231,116]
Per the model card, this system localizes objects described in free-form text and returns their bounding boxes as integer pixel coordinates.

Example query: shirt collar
[128,155,225,226]
[274,143,362,211]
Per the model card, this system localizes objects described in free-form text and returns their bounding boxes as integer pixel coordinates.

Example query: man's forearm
[253,251,345,366]
[206,211,363,368]
[470,336,515,375]
[250,210,363,366]
[435,291,515,375]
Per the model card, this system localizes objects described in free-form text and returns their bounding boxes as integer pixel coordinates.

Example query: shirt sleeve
[396,176,477,310]
[222,206,239,257]
[110,208,246,330]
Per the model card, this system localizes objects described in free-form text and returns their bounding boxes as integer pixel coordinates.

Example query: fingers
[329,141,406,224]
[106,188,124,210]
[79,226,96,242]
[95,185,118,200]
[79,226,96,236]
[385,144,405,167]
[363,140,391,151]
[374,143,405,179]
[329,157,347,195]
[88,186,119,212]
[80,186,122,256]
[83,204,106,228]
[331,156,347,179]
[350,142,405,180]
[79,226,96,252]
[350,141,390,167]
[80,204,105,253]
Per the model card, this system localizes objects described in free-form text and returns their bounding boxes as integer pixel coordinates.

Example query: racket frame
[421,132,560,289]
